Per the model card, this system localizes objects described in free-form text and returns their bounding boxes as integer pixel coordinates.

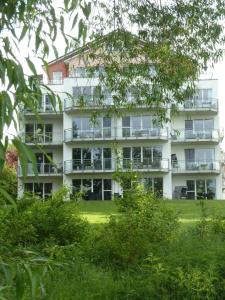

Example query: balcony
[47,79,63,85]
[17,163,63,177]
[64,97,112,111]
[21,105,62,115]
[64,127,168,142]
[171,129,221,143]
[64,128,115,142]
[22,132,63,146]
[172,160,221,174]
[64,159,113,174]
[120,128,168,140]
[121,158,169,172]
[179,99,218,113]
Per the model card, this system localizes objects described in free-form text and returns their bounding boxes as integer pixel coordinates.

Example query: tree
[0,0,91,179]
[76,0,225,124]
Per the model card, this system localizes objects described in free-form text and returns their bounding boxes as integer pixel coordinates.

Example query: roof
[47,29,145,66]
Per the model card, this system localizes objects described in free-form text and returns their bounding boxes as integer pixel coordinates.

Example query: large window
[185,148,214,170]
[72,178,112,200]
[72,148,112,170]
[24,183,52,199]
[123,146,162,168]
[25,124,53,143]
[123,177,163,197]
[185,149,214,162]
[186,179,216,199]
[143,177,163,197]
[72,117,111,138]
[72,86,111,106]
[122,116,160,137]
[185,119,214,139]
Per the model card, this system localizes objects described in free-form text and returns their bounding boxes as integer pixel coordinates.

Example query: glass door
[93,179,102,200]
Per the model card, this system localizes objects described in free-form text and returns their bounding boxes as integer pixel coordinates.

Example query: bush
[0,165,17,205]
[91,185,178,268]
[0,190,90,247]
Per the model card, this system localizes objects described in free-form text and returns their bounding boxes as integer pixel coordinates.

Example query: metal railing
[22,132,63,144]
[172,160,221,172]
[17,163,63,176]
[64,127,168,142]
[121,158,169,171]
[64,128,114,141]
[122,127,168,139]
[171,129,220,141]
[22,105,61,114]
[47,79,63,85]
[64,97,112,109]
[64,159,112,173]
[181,98,218,110]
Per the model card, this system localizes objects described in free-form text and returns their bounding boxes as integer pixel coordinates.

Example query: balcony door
[72,148,111,171]
[25,123,53,143]
[72,178,112,200]
[187,179,216,199]
[35,153,53,173]
[185,119,213,139]
[185,149,214,170]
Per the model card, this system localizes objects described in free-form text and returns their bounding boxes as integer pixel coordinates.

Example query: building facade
[17,47,224,200]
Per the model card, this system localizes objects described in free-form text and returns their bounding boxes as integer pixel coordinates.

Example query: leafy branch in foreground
[0,0,91,178]
[76,0,225,123]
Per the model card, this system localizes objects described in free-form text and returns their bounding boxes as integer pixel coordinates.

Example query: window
[52,71,62,84]
[186,179,216,199]
[72,148,112,171]
[185,119,214,139]
[197,89,212,101]
[44,95,53,112]
[25,124,53,143]
[185,149,214,162]
[72,178,112,200]
[72,117,111,139]
[24,183,33,193]
[123,146,162,169]
[122,116,160,137]
[25,183,52,198]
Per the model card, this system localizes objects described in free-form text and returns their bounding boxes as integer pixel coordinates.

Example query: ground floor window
[72,178,112,200]
[186,179,216,199]
[123,177,163,197]
[24,182,52,199]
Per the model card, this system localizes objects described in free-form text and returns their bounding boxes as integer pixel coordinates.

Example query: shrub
[0,190,89,247]
[91,185,178,268]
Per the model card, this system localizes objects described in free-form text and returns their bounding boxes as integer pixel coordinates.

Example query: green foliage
[0,0,91,176]
[0,192,89,247]
[91,186,178,268]
[0,165,17,205]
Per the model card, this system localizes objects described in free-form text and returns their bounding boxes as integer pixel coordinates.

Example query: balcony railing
[22,132,63,144]
[172,160,221,173]
[121,158,169,171]
[64,97,112,110]
[21,105,61,114]
[64,159,112,173]
[64,128,114,141]
[64,127,168,142]
[47,79,63,85]
[122,128,168,139]
[171,129,220,141]
[17,163,63,176]
[181,98,218,110]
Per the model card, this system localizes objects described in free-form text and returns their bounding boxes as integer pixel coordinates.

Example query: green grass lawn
[78,199,225,226]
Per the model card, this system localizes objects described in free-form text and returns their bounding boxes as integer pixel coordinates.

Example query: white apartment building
[17,39,224,200]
